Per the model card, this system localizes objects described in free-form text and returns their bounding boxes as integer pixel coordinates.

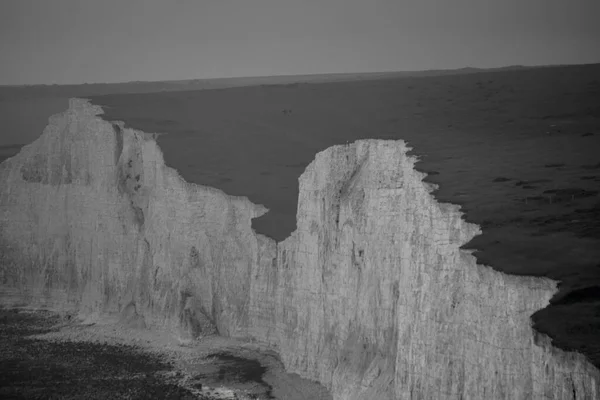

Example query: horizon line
[2,61,599,88]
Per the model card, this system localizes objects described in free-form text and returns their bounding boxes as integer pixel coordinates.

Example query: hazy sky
[1,0,599,85]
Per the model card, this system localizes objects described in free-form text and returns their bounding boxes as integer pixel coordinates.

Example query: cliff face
[1,99,598,399]
[246,141,600,399]
[0,99,265,338]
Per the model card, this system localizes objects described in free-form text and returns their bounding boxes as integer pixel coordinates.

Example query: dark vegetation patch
[532,302,600,369]
[582,162,600,170]
[514,179,552,186]
[542,188,598,201]
[581,176,599,181]
[0,309,202,399]
[493,177,511,182]
[479,219,495,229]
[552,286,600,305]
[541,112,594,120]
[581,132,595,137]
[544,163,565,168]
[529,202,600,238]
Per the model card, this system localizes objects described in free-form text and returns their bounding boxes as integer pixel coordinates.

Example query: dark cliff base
[0,307,299,400]
[0,308,200,400]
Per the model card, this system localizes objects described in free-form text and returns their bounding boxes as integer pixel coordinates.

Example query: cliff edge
[0,98,598,399]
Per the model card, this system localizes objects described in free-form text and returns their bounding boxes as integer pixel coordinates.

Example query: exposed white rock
[0,98,265,340]
[1,98,598,399]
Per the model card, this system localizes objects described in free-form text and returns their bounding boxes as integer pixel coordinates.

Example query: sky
[1,0,599,85]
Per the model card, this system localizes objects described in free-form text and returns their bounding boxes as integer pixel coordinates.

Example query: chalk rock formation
[1,98,599,399]
[0,99,263,340]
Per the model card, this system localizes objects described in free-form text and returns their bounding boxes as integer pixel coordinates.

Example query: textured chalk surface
[1,99,599,399]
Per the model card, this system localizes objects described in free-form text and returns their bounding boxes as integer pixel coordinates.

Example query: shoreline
[0,306,331,400]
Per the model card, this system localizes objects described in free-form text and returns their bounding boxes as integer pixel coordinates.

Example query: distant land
[0,63,588,100]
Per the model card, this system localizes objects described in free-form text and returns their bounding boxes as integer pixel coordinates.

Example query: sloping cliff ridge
[1,98,598,399]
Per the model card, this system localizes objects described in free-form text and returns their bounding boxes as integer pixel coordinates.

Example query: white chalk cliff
[0,98,598,399]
